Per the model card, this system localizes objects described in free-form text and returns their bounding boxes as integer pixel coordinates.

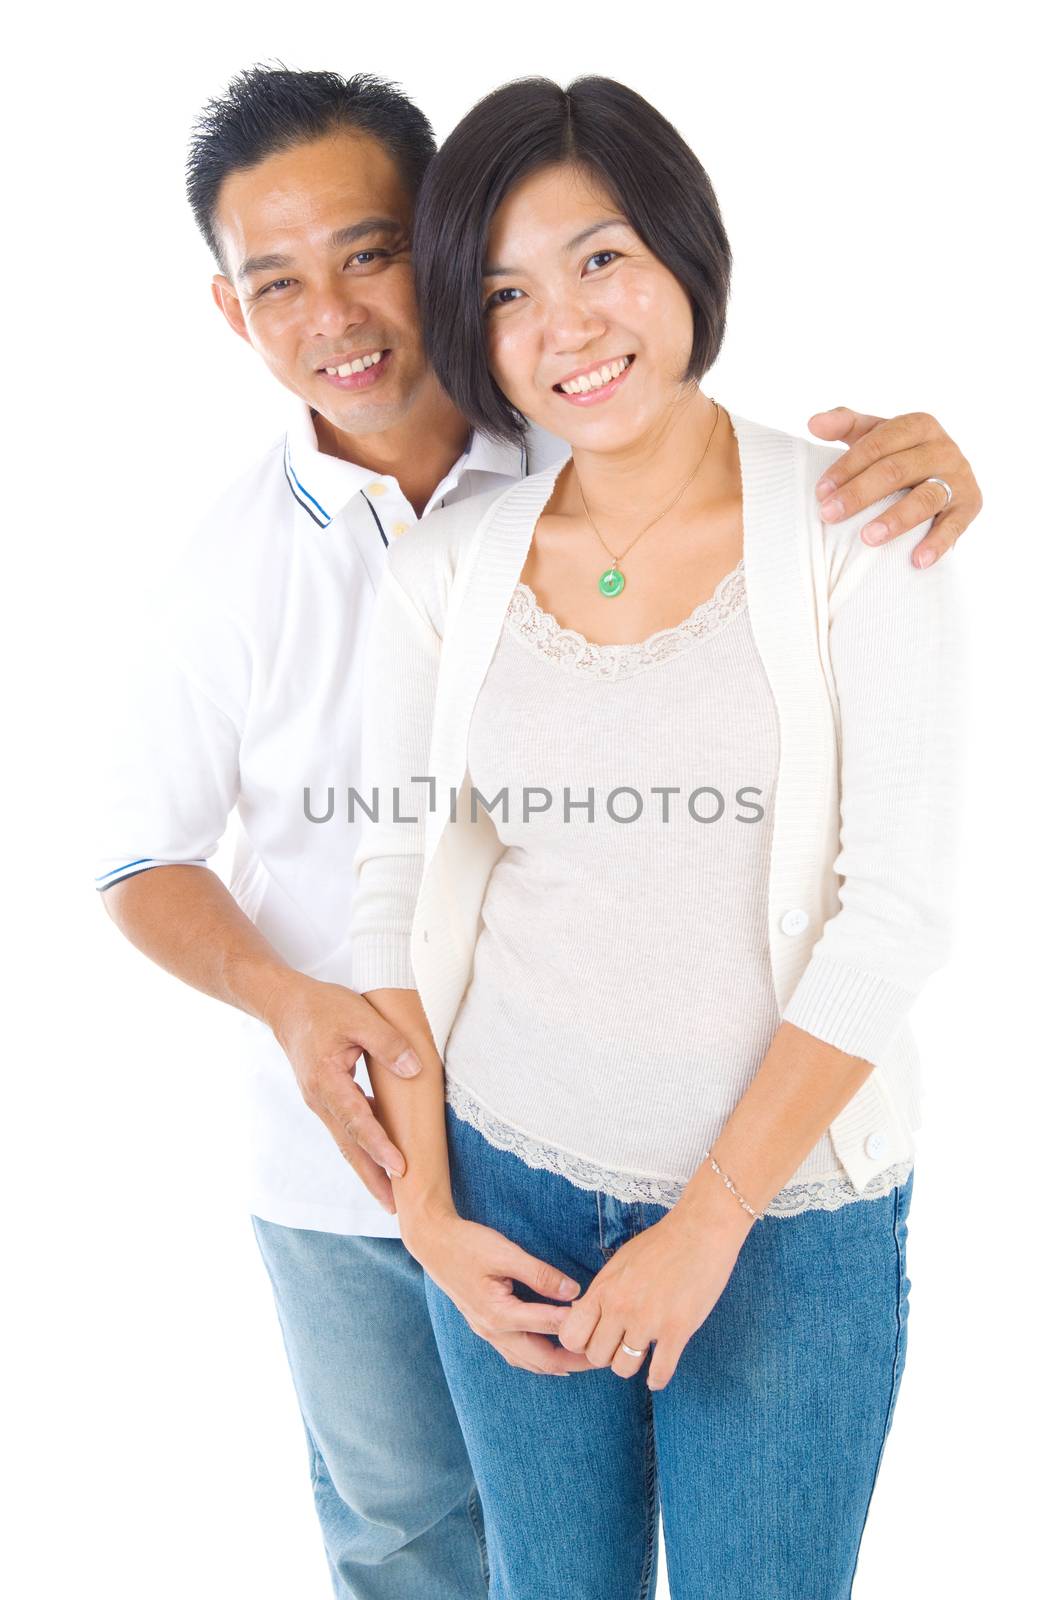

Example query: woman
[350,76,965,1598]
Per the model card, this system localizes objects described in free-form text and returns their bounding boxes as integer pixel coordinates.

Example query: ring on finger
[923,476,954,508]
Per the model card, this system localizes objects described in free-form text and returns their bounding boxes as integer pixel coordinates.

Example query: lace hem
[445,1078,912,1220]
[505,559,747,679]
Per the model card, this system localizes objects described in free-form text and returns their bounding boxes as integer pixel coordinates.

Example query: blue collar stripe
[284,437,331,528]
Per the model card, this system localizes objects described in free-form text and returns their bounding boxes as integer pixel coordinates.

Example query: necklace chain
[574,400,726,598]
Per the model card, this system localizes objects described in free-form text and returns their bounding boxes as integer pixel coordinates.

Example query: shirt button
[367,482,387,497]
[391,522,409,537]
[779,908,809,936]
[865,1132,889,1160]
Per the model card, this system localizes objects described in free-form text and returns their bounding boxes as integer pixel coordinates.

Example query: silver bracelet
[707,1154,764,1221]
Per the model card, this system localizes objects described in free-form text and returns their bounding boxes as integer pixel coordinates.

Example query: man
[96,66,983,1599]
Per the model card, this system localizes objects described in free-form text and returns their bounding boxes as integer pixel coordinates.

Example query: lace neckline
[505,558,747,680]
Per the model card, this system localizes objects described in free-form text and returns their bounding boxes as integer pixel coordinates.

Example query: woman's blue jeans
[424,1101,914,1600]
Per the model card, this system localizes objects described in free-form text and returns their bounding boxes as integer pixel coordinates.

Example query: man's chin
[308,390,412,438]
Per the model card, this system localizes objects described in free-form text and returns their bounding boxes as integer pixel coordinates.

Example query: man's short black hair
[186,65,436,273]
[413,75,732,445]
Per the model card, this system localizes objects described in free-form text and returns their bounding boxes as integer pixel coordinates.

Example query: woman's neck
[556,391,734,530]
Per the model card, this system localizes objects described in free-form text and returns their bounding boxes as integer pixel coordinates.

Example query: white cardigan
[350,412,966,1195]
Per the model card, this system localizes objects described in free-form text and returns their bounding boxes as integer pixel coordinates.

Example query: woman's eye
[586,250,619,272]
[484,287,525,312]
[347,251,388,267]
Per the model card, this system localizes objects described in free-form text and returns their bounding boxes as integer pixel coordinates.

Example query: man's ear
[211,274,251,346]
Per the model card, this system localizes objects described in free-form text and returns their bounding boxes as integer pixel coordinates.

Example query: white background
[5,1,1055,1595]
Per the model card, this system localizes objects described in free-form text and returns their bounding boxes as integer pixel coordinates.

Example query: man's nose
[303,281,369,339]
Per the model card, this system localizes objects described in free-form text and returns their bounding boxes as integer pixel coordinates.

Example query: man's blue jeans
[424,1100,915,1600]
[251,1217,489,1599]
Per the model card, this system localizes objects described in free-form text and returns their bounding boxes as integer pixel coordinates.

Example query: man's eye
[586,251,619,272]
[259,278,295,296]
[484,287,525,312]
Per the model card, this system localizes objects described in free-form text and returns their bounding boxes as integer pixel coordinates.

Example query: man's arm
[808,406,983,566]
[101,865,419,1209]
[95,583,421,1212]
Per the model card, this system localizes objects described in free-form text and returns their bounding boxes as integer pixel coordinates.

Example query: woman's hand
[403,1207,594,1377]
[558,1201,752,1390]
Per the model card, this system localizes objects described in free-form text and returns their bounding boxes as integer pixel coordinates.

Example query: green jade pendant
[598,565,625,597]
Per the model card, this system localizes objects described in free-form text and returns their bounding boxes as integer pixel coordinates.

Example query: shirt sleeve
[94,592,246,894]
[349,564,442,990]
[780,519,968,1063]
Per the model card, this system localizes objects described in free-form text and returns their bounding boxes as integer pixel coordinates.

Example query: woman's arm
[358,985,455,1224]
[351,563,589,1375]
[561,508,967,1388]
[361,985,588,1376]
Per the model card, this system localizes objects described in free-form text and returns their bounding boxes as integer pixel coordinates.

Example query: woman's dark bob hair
[413,75,732,445]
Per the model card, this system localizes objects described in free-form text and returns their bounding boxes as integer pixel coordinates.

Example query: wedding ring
[620,1342,645,1358]
[924,476,954,508]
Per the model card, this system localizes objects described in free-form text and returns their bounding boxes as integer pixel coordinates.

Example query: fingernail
[820,497,843,522]
[815,476,836,499]
[393,1050,422,1077]
[915,548,937,568]
[560,1278,580,1296]
[862,521,886,544]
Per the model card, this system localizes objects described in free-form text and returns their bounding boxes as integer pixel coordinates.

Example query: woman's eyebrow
[483,216,630,278]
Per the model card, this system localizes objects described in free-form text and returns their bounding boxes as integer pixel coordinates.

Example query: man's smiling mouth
[314,350,394,391]
[319,349,387,377]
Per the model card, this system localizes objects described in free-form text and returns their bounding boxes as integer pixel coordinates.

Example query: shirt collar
[282,399,527,529]
[463,427,527,480]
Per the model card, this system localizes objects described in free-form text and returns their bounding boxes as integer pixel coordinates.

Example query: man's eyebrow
[483,217,630,278]
[237,219,405,281]
[238,251,293,281]
[327,218,404,249]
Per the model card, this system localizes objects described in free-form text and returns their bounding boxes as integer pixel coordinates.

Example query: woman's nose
[540,289,607,353]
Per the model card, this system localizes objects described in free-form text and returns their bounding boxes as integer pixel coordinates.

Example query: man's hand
[808,407,983,568]
[262,972,423,1212]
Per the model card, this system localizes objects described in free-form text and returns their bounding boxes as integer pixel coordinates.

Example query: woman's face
[482,162,697,450]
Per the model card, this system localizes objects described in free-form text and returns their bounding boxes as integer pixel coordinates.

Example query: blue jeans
[423,1102,914,1600]
[251,1217,490,1599]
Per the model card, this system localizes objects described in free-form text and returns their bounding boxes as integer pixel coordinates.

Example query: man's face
[211,131,430,436]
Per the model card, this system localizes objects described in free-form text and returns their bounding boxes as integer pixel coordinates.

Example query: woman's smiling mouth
[553,354,635,405]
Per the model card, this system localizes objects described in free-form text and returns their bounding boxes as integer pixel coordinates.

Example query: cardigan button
[779,908,809,936]
[864,1132,889,1160]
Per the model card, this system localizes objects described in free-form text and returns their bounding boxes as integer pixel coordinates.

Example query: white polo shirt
[95,398,570,1236]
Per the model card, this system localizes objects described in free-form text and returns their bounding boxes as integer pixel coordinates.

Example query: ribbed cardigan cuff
[780,951,917,1065]
[351,933,417,994]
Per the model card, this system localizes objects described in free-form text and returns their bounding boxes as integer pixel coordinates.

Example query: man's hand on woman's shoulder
[808,406,983,569]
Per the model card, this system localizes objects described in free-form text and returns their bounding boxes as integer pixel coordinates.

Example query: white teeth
[559,356,630,395]
[324,351,384,376]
